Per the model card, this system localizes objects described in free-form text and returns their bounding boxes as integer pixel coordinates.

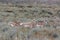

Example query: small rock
[52,34,58,38]
[2,28,8,32]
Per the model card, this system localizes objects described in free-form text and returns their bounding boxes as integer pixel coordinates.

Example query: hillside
[0,4,60,40]
[0,0,60,4]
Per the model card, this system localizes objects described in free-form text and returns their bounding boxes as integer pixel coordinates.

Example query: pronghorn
[8,21,36,28]
[8,20,45,28]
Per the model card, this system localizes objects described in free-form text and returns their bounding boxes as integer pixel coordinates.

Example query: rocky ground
[0,4,60,40]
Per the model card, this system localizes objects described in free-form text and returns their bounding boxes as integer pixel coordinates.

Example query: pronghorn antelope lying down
[8,22,36,28]
[8,21,45,28]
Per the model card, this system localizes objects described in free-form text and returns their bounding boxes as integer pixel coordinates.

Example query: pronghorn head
[8,21,20,27]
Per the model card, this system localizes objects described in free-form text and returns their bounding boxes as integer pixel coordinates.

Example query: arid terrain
[0,3,60,40]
